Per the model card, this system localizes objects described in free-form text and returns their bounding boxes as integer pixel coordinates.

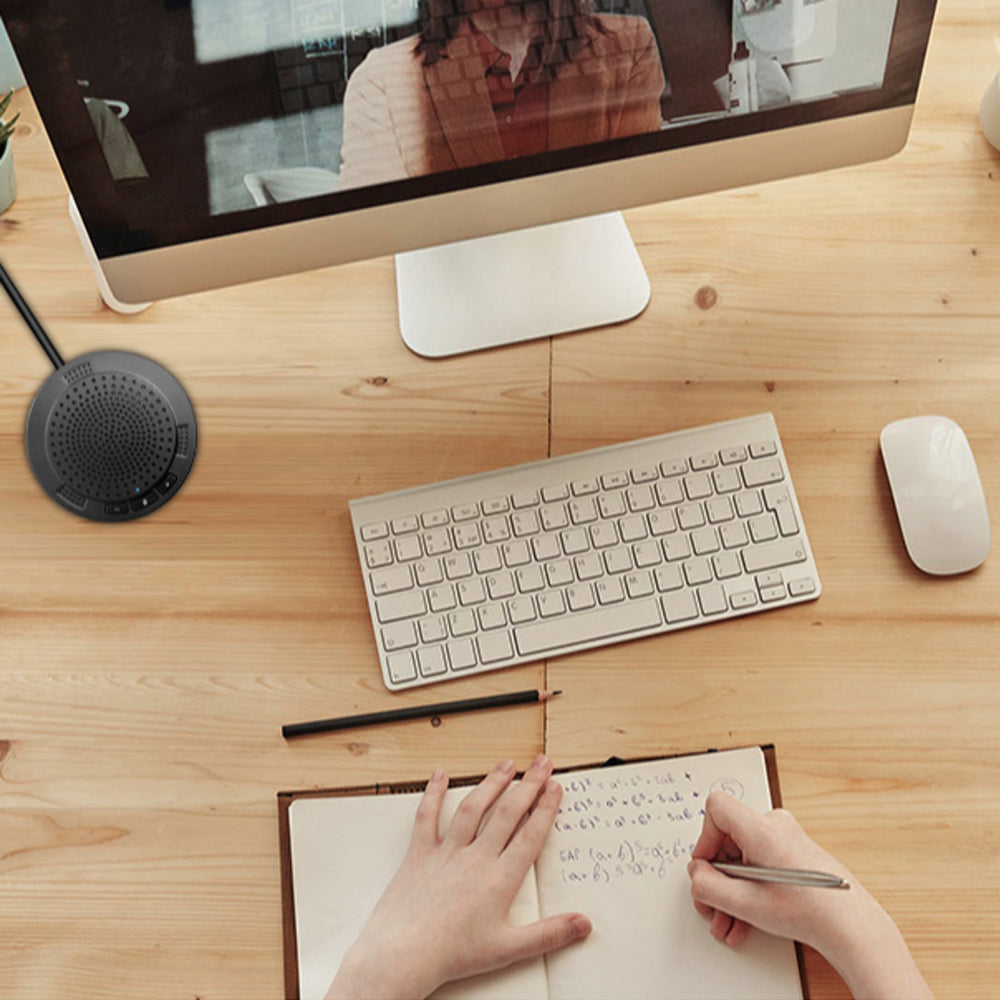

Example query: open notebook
[278,746,805,1000]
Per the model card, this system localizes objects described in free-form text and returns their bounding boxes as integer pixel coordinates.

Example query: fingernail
[533,753,550,770]
[431,767,446,784]
[498,758,516,773]
[545,779,561,796]
[570,915,592,939]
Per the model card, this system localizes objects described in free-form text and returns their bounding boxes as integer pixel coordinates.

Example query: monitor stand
[68,196,152,314]
[395,212,650,358]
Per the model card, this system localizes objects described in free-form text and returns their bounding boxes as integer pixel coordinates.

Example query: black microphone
[1,261,197,521]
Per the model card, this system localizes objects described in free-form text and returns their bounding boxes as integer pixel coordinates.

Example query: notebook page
[536,747,803,1000]
[288,786,548,1000]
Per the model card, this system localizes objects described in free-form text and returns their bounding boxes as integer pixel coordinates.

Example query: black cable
[0,260,65,370]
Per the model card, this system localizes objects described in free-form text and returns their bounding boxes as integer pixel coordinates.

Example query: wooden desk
[2,1,997,996]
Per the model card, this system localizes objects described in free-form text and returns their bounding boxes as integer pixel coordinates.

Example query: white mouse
[880,416,991,575]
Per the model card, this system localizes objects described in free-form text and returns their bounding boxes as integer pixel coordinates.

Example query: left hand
[326,755,593,999]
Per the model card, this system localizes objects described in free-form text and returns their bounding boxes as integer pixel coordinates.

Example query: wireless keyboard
[350,413,821,690]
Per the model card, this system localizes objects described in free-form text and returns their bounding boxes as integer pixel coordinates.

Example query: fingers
[477,754,554,856]
[410,767,448,853]
[497,777,562,876]
[690,791,763,862]
[500,913,592,968]
[445,758,517,846]
[688,857,764,928]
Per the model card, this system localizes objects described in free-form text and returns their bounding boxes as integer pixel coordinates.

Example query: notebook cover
[277,745,807,1000]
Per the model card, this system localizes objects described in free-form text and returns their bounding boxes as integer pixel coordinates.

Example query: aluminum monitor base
[395,212,650,358]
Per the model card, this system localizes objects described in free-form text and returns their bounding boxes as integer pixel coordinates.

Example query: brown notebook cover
[277,744,808,1000]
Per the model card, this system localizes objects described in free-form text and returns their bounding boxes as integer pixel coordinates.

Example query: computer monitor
[6,0,936,356]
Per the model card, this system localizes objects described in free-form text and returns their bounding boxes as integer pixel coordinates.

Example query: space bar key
[514,600,662,657]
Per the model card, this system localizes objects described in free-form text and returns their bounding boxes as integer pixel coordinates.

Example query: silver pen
[711,861,850,890]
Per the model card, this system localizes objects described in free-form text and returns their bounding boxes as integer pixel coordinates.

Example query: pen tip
[540,689,562,700]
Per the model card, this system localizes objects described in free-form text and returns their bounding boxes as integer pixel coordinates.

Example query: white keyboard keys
[351,413,820,689]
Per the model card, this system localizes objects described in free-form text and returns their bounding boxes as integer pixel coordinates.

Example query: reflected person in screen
[325,756,934,1000]
[337,0,665,190]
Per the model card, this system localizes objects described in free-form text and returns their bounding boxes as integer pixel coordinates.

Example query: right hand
[686,792,933,999]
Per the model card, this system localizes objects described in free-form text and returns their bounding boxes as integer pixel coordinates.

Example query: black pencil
[282,688,561,739]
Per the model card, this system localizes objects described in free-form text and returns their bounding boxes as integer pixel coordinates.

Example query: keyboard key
[421,509,449,528]
[512,489,540,509]
[661,591,698,623]
[684,473,713,500]
[453,523,481,549]
[677,504,705,530]
[654,565,683,592]
[515,599,661,655]
[633,540,662,568]
[749,439,777,458]
[598,492,627,519]
[508,597,537,623]
[631,464,659,483]
[503,540,531,567]
[730,590,758,610]
[532,535,561,561]
[452,503,479,522]
[413,559,444,587]
[720,522,749,549]
[626,485,655,512]
[546,560,574,587]
[706,497,734,524]
[720,446,748,464]
[386,651,417,683]
[571,478,599,496]
[590,522,618,549]
[381,621,418,650]
[662,535,691,561]
[743,457,784,488]
[541,505,569,531]
[419,616,448,643]
[448,609,477,637]
[759,583,786,603]
[655,480,684,506]
[713,467,742,494]
[428,585,456,612]
[660,458,688,477]
[447,639,477,670]
[763,484,799,536]
[789,577,817,597]
[370,566,413,596]
[376,591,426,623]
[360,522,388,541]
[561,529,589,555]
[712,551,742,580]
[625,571,654,599]
[620,515,648,542]
[648,510,676,537]
[474,547,503,574]
[482,517,511,543]
[457,579,486,606]
[477,632,514,663]
[741,538,808,574]
[691,452,718,471]
[575,553,604,580]
[603,548,633,575]
[477,604,507,630]
[684,559,713,587]
[391,516,419,534]
[444,553,473,579]
[538,591,567,617]
[394,536,422,561]
[748,514,778,543]
[734,490,764,517]
[422,528,452,555]
[541,484,569,503]
[691,528,720,555]
[602,470,630,489]
[516,565,545,593]
[486,570,516,600]
[596,578,625,604]
[567,583,596,611]
[482,497,509,515]
[569,498,598,524]
[364,541,393,568]
[698,584,728,616]
[512,511,540,537]
[417,646,448,677]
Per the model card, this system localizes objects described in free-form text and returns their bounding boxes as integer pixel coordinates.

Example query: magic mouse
[880,416,991,575]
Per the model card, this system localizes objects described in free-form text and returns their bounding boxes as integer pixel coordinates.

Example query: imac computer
[6,0,936,356]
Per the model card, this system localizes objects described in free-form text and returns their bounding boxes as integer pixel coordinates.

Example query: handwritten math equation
[551,767,740,886]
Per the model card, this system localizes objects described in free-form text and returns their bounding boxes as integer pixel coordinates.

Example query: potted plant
[0,89,20,213]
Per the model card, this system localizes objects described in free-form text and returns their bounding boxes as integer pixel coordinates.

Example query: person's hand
[326,755,592,1000]
[687,792,933,999]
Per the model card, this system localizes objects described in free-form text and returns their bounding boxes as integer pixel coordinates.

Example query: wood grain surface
[2,2,998,997]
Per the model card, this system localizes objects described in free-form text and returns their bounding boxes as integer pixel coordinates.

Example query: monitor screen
[6,0,936,303]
